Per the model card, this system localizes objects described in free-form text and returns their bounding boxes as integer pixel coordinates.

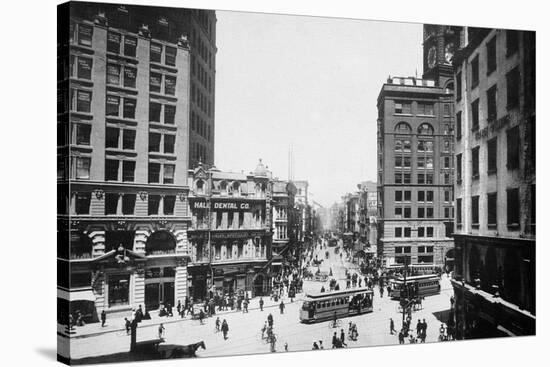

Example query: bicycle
[328,319,342,329]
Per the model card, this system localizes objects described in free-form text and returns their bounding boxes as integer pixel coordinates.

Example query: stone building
[450,27,535,338]
[58,4,196,324]
[186,160,273,300]
[271,179,298,271]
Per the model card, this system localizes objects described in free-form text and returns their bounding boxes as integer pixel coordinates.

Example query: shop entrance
[145,282,175,311]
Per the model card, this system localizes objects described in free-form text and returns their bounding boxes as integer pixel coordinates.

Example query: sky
[214,10,423,208]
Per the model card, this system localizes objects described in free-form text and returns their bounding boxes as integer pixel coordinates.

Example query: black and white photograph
[2,0,546,366]
[53,0,539,364]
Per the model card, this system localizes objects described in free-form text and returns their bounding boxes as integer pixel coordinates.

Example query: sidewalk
[59,293,305,339]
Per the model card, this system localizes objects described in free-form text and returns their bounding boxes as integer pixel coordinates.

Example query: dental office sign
[190,198,252,211]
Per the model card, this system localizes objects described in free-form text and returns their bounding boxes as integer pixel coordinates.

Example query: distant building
[451,27,535,338]
[271,179,298,271]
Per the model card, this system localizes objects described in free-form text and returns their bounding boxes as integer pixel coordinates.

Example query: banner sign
[189,198,257,212]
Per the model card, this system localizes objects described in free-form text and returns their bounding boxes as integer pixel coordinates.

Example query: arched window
[146,231,176,255]
[219,181,228,195]
[231,181,240,196]
[418,123,434,135]
[394,122,412,134]
[196,179,205,195]
[255,183,262,197]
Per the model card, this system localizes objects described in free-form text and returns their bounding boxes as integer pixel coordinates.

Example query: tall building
[293,180,311,243]
[58,3,196,325]
[186,160,274,300]
[451,27,535,338]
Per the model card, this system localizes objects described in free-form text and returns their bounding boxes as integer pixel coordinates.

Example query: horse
[167,341,206,358]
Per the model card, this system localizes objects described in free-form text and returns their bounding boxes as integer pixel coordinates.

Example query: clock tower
[422,24,461,88]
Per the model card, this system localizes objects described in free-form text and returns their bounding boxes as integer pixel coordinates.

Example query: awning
[69,289,96,302]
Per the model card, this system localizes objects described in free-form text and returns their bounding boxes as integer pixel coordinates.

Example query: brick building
[451,27,535,338]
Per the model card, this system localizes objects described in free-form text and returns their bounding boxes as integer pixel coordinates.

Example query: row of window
[192,57,213,94]
[395,190,438,202]
[394,101,442,116]
[71,192,177,216]
[192,83,212,117]
[456,126,520,182]
[395,245,434,254]
[192,111,211,141]
[192,27,213,69]
[395,156,452,170]
[456,185,534,227]
[394,226,434,238]
[466,30,519,93]
[394,206,434,219]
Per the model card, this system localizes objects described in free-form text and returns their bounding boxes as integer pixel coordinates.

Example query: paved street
[67,243,454,362]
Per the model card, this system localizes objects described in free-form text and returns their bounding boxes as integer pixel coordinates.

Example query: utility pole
[401,255,410,326]
[207,168,214,299]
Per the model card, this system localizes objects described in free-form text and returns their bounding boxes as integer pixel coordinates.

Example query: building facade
[186,161,273,301]
[451,27,535,338]
[58,4,195,324]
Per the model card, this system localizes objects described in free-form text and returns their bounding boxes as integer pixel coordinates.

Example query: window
[148,194,161,215]
[77,23,93,46]
[507,188,520,226]
[150,73,162,93]
[165,46,177,66]
[124,36,137,57]
[105,159,119,181]
[417,103,434,116]
[426,173,433,185]
[444,190,451,202]
[471,55,479,88]
[395,191,402,202]
[404,190,411,201]
[122,194,136,215]
[123,99,136,119]
[427,191,434,202]
[404,228,411,238]
[488,192,497,227]
[456,111,462,140]
[471,99,479,130]
[75,192,91,215]
[106,95,120,116]
[427,207,434,218]
[107,64,121,85]
[418,174,425,184]
[456,198,462,225]
[395,207,402,217]
[107,32,121,54]
[404,173,411,184]
[506,67,520,109]
[418,207,425,218]
[487,85,497,121]
[149,163,161,183]
[487,36,497,74]
[404,156,411,168]
[395,247,403,254]
[149,133,161,152]
[395,156,402,168]
[444,104,450,116]
[457,154,462,183]
[75,57,92,80]
[122,161,135,182]
[472,195,480,226]
[163,164,175,184]
[238,212,244,228]
[73,157,90,179]
[472,146,480,178]
[71,89,91,113]
[404,207,411,218]
[506,30,519,57]
[487,137,497,173]
[395,101,411,114]
[507,126,520,170]
[105,193,118,215]
[395,228,402,238]
[73,123,91,146]
[164,196,176,215]
[164,135,175,154]
[456,71,462,101]
[149,102,161,122]
[444,207,451,218]
[418,191,425,202]
[395,122,412,134]
[150,43,162,63]
[418,227,425,237]
[427,227,434,237]
[444,156,450,169]
[165,75,176,95]
[395,173,402,184]
[403,246,411,254]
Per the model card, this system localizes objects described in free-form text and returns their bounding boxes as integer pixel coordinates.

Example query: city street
[68,242,454,362]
